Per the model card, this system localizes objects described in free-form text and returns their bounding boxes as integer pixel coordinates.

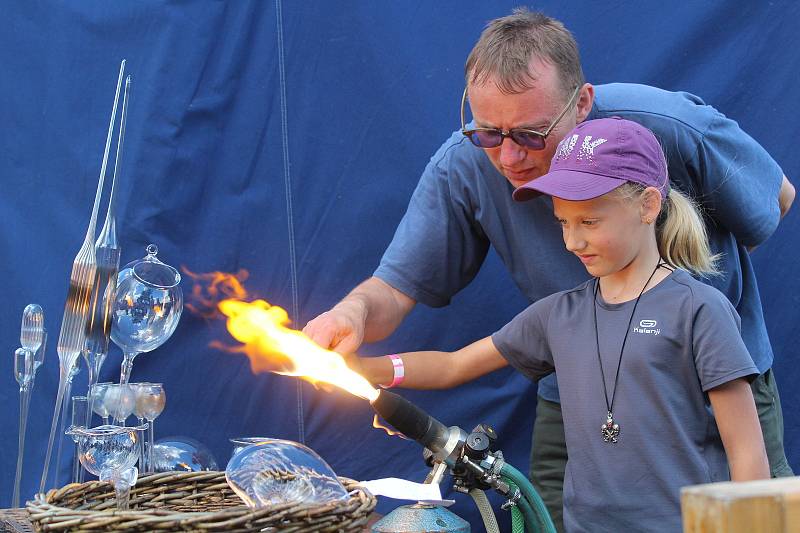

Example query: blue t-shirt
[492,269,758,532]
[374,82,783,402]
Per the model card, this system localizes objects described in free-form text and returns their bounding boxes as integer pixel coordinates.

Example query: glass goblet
[66,424,147,510]
[90,382,113,425]
[137,383,166,473]
[111,244,183,384]
[105,384,136,426]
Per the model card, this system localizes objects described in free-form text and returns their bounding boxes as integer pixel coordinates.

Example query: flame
[218,298,379,402]
[373,415,407,439]
[182,268,249,318]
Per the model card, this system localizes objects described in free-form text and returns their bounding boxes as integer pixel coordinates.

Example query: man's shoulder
[592,82,717,137]
[422,128,505,195]
[430,129,479,166]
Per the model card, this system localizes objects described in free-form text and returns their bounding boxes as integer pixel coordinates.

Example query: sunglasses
[460,85,580,150]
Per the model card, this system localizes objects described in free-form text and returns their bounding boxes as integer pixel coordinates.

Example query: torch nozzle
[371,389,450,453]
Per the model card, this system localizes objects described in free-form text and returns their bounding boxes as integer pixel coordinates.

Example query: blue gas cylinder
[371,503,470,532]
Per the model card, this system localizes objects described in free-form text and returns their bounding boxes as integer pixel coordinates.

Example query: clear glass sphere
[150,436,219,472]
[110,244,183,354]
[225,439,347,508]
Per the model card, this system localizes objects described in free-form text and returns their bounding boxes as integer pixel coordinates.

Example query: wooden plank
[682,477,800,533]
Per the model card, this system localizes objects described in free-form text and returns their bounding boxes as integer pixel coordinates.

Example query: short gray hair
[465,8,585,97]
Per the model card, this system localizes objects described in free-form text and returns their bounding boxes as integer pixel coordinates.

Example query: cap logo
[554,134,607,163]
[554,134,579,161]
[577,136,607,163]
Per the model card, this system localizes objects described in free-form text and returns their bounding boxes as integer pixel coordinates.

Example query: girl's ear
[640,187,662,225]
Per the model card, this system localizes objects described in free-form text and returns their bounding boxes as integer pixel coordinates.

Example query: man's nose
[498,137,525,166]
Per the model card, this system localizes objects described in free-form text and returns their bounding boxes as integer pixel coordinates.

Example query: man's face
[467,60,589,189]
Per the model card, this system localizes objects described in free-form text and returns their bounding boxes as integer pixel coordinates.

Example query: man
[303,9,795,530]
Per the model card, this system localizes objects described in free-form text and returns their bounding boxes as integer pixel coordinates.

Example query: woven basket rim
[26,470,376,532]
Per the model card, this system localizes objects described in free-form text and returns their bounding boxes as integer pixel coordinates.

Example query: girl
[354,118,769,532]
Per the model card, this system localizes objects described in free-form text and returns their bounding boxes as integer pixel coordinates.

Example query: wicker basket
[26,471,376,532]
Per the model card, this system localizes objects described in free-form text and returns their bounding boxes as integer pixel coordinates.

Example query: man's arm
[303,276,416,354]
[748,175,793,252]
[304,134,489,355]
[779,175,795,219]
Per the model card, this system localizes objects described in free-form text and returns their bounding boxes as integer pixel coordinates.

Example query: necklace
[593,261,669,443]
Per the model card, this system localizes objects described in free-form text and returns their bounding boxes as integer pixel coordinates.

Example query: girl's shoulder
[662,269,739,316]
[546,278,596,306]
[523,278,595,323]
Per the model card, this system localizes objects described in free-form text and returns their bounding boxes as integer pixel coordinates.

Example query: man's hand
[302,302,366,355]
[303,277,417,355]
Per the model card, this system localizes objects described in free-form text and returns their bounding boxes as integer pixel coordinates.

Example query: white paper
[359,478,455,506]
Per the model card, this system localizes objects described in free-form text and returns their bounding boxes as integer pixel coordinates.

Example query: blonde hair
[616,183,721,276]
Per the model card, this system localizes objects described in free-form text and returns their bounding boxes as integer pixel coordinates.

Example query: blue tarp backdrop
[1,0,798,527]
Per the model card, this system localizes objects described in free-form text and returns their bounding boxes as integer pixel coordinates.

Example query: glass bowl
[150,436,218,472]
[225,439,347,508]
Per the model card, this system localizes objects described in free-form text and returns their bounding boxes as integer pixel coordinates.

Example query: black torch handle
[371,389,449,452]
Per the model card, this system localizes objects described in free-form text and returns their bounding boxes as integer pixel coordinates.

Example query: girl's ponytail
[656,188,720,276]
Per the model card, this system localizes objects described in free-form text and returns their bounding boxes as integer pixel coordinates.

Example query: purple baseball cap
[512,117,669,202]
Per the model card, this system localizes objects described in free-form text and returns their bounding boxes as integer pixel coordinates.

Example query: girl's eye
[582,219,598,226]
[556,219,567,226]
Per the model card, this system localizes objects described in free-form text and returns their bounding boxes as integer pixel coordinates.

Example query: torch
[370,389,556,533]
[370,389,465,467]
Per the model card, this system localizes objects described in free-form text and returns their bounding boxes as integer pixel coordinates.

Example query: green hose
[511,502,526,533]
[506,479,541,533]
[501,463,558,533]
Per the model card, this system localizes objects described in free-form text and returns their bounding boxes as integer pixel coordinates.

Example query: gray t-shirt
[492,269,758,533]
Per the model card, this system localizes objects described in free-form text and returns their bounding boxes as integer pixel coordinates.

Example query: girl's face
[552,188,658,279]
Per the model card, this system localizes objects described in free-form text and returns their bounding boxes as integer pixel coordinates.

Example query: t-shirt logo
[633,319,660,335]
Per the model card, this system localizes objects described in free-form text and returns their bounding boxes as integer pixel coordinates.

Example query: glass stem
[119,352,137,385]
[71,442,81,484]
[137,417,145,473]
[40,373,68,494]
[84,364,96,428]
[53,378,74,489]
[12,386,31,507]
[115,480,131,511]
[147,420,155,474]
[85,352,106,429]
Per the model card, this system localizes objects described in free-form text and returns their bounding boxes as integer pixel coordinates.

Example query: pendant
[601,412,620,443]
